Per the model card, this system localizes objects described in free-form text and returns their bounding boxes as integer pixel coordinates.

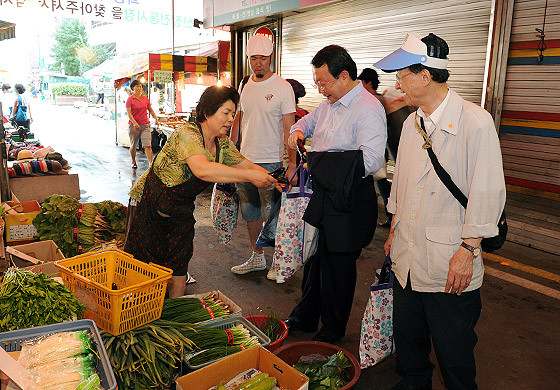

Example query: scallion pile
[160,294,232,323]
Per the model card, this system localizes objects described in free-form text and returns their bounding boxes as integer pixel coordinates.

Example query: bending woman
[124,86,276,297]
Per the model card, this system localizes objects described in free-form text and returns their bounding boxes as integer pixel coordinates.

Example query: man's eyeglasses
[312,80,332,91]
[396,71,413,83]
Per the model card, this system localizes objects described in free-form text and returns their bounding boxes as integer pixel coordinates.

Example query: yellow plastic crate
[54,249,172,336]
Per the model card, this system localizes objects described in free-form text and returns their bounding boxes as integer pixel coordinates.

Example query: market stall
[111,45,230,148]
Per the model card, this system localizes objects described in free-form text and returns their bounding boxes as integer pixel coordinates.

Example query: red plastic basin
[245,315,289,352]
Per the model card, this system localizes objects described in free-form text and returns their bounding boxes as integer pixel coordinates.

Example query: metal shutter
[280,0,493,111]
[500,0,560,192]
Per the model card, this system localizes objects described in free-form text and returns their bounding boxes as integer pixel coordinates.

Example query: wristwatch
[461,241,481,257]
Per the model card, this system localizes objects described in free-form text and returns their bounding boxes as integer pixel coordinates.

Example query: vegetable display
[101,320,261,389]
[294,351,352,390]
[0,269,86,332]
[32,195,126,257]
[160,294,232,323]
[18,330,102,390]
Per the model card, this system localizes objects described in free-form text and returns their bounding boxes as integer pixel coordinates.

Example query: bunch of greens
[0,269,86,332]
[95,200,127,242]
[101,320,262,389]
[247,311,284,342]
[160,294,232,323]
[32,195,127,257]
[294,351,352,390]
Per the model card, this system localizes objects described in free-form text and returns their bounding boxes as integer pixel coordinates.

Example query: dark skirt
[124,168,211,276]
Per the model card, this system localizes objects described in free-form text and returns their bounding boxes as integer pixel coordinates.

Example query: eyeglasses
[312,80,333,91]
[396,71,413,83]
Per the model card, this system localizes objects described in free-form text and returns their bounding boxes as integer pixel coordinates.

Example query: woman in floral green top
[125,86,276,297]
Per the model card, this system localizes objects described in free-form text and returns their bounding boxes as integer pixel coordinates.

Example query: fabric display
[8,160,55,178]
[359,254,396,368]
[270,163,318,284]
[210,183,240,245]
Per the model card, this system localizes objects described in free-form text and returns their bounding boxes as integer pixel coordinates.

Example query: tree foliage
[51,19,114,77]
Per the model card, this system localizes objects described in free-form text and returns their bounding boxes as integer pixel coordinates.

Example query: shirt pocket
[425,225,462,281]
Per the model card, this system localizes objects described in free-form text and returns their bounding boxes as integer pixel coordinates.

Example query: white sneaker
[231,252,267,275]
[266,260,277,281]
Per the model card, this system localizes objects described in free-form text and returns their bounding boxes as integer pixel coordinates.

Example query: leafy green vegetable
[0,269,86,332]
[294,351,352,390]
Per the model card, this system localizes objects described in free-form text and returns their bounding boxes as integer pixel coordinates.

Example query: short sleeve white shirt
[238,74,296,163]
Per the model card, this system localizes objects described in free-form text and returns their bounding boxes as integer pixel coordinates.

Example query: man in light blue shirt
[285,45,387,343]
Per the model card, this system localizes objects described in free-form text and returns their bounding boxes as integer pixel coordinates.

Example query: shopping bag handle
[284,162,309,194]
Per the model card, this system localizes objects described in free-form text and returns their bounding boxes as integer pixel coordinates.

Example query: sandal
[132,163,138,169]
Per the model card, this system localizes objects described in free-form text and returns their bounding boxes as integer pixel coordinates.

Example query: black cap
[1,83,11,90]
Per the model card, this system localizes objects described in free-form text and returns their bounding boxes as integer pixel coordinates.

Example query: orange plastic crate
[54,249,172,336]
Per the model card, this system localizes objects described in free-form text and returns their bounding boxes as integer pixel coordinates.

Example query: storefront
[111,51,228,146]
[206,0,493,110]
[488,0,560,255]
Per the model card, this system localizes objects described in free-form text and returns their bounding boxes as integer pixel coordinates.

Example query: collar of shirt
[416,88,450,136]
[332,81,364,108]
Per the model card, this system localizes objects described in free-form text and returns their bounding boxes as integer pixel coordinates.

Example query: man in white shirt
[375,33,505,390]
[230,34,296,278]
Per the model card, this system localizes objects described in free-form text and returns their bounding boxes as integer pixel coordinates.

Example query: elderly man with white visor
[376,33,505,390]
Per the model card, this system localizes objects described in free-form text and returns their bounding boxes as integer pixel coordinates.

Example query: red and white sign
[255,27,274,43]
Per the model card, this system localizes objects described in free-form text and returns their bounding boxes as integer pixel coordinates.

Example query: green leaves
[0,270,87,332]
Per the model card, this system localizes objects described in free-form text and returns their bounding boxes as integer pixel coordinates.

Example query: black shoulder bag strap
[418,116,507,252]
[419,116,468,209]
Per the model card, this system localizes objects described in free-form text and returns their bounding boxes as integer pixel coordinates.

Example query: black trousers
[288,227,362,340]
[393,275,482,390]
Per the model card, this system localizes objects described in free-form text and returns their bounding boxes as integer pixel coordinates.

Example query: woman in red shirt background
[126,79,160,168]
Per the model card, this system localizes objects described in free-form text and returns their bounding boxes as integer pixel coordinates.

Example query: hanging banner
[0,0,197,29]
[203,0,341,27]
[154,70,173,84]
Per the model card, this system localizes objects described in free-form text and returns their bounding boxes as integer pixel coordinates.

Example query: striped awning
[0,20,16,41]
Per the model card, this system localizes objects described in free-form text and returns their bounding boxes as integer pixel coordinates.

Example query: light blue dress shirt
[290,82,387,176]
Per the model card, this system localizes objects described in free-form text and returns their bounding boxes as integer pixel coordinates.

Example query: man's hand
[384,229,394,256]
[288,130,304,150]
[134,123,140,130]
[445,247,474,295]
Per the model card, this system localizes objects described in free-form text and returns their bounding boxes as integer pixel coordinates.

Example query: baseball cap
[17,150,34,161]
[246,34,273,57]
[374,32,448,72]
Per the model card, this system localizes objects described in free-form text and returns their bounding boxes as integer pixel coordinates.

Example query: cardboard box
[6,240,65,268]
[10,174,80,203]
[176,346,309,390]
[3,201,41,244]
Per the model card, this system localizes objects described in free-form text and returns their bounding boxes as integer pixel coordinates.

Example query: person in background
[377,32,505,390]
[125,86,277,298]
[286,45,386,343]
[286,78,309,121]
[10,84,32,137]
[229,34,296,279]
[96,85,105,104]
[358,67,393,228]
[1,83,13,123]
[126,79,159,168]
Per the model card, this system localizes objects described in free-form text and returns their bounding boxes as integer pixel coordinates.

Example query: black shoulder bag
[418,117,507,253]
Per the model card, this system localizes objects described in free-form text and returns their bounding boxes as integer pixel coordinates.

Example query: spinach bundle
[0,269,86,332]
[295,351,352,390]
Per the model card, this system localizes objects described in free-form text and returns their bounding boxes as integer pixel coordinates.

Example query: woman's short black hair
[408,33,450,83]
[14,84,25,94]
[130,79,142,89]
[311,45,357,80]
[196,86,240,122]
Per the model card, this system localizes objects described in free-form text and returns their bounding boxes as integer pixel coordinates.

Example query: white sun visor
[373,32,449,71]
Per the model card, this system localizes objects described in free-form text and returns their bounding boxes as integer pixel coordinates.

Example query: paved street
[20,100,560,389]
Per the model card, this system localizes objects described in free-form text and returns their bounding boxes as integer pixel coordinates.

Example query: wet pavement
[20,100,560,389]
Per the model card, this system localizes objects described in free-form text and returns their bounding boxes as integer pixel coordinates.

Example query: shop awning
[0,20,16,41]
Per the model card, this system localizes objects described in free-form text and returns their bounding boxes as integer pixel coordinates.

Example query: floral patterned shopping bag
[271,163,316,284]
[210,183,239,245]
[359,254,396,368]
